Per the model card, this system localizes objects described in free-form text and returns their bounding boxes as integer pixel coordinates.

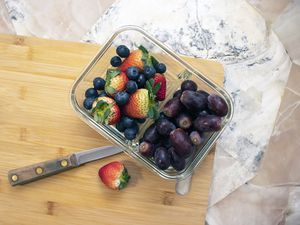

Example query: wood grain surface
[0,34,224,225]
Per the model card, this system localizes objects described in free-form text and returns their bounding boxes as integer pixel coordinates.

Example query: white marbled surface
[3,0,114,41]
[1,0,300,224]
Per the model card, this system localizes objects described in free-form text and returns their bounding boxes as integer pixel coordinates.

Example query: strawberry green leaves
[152,83,161,95]
[92,100,112,125]
[145,79,160,120]
[146,79,161,98]
[139,45,154,68]
[105,69,128,96]
[106,68,121,78]
[139,45,149,54]
[150,55,159,68]
[105,69,121,95]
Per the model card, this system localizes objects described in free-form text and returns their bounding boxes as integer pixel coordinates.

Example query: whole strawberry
[98,161,130,190]
[105,69,128,97]
[153,73,166,101]
[92,96,120,125]
[119,45,150,72]
[123,80,160,119]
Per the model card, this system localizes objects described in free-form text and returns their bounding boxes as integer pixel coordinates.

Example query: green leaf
[139,45,149,54]
[96,100,108,109]
[148,107,154,118]
[152,83,161,95]
[153,108,159,120]
[145,80,152,92]
[106,68,121,78]
[103,108,111,123]
[105,86,116,95]
[149,78,154,87]
[94,113,99,122]
[91,107,96,114]
[150,55,159,67]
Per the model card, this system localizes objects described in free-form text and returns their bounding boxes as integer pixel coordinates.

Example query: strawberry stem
[118,168,131,190]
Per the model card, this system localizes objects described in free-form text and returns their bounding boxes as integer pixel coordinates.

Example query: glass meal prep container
[70,26,234,192]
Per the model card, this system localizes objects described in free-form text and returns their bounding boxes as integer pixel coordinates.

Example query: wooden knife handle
[8,154,78,186]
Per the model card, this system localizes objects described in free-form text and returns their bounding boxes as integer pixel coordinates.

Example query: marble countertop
[1,0,299,224]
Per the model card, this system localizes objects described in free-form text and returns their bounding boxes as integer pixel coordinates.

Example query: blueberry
[83,98,94,110]
[98,90,107,97]
[137,74,146,88]
[136,118,146,124]
[155,63,166,73]
[126,80,138,94]
[85,88,98,98]
[114,91,129,106]
[93,77,105,90]
[116,121,126,132]
[116,45,130,58]
[126,66,139,80]
[144,66,156,79]
[131,123,139,134]
[124,128,137,140]
[110,56,122,67]
[121,116,135,128]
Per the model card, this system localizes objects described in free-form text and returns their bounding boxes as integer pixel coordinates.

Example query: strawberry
[92,96,120,125]
[153,73,166,101]
[105,69,128,97]
[119,45,150,72]
[123,80,160,119]
[98,161,130,190]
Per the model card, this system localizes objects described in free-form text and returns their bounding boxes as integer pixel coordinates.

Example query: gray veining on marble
[0,0,15,34]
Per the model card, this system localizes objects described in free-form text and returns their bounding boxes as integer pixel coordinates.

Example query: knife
[8,146,123,186]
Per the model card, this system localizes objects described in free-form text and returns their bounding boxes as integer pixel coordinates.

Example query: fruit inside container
[71,27,233,180]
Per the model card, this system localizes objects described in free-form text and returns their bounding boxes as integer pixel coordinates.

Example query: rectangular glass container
[70,26,234,181]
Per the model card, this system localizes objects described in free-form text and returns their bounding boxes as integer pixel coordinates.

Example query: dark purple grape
[193,115,222,132]
[175,113,192,130]
[163,97,183,118]
[197,90,209,98]
[190,131,202,145]
[156,118,176,136]
[154,141,163,150]
[180,90,207,112]
[143,124,160,143]
[207,94,228,116]
[181,80,198,92]
[197,110,210,117]
[170,128,194,158]
[161,138,172,149]
[139,141,154,157]
[169,147,186,171]
[173,89,182,98]
[154,147,170,170]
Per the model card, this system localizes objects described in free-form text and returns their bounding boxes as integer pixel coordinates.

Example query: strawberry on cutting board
[105,69,128,97]
[119,45,150,72]
[92,96,121,125]
[123,80,160,119]
[98,161,130,190]
[153,73,166,101]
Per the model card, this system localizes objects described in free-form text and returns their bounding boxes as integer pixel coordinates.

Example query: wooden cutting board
[0,34,224,225]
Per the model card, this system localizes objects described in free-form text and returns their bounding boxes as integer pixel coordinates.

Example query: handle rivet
[60,160,68,167]
[35,167,44,175]
[11,174,18,182]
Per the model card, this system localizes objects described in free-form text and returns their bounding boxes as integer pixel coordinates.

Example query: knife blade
[8,146,123,186]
